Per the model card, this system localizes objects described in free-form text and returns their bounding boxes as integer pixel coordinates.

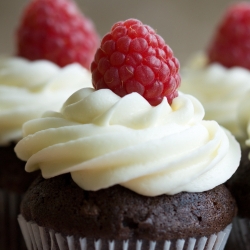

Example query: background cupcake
[225,89,250,249]
[15,19,240,250]
[0,0,99,249]
[179,3,250,249]
[180,2,250,147]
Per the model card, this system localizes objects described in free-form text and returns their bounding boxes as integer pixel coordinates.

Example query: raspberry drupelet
[91,19,181,106]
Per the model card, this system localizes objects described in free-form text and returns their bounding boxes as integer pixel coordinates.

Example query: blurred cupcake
[179,2,250,249]
[15,19,240,250]
[180,2,250,147]
[0,0,99,248]
[0,57,93,250]
[181,2,250,249]
[225,90,250,249]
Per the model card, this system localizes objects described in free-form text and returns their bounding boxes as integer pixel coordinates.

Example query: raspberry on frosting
[207,2,250,69]
[91,19,181,106]
[17,0,99,69]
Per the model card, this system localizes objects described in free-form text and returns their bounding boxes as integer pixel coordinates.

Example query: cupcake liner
[0,188,26,250]
[225,217,250,250]
[18,214,232,250]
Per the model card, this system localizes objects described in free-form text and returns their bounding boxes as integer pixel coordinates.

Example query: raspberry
[91,19,181,106]
[17,0,99,69]
[207,2,250,69]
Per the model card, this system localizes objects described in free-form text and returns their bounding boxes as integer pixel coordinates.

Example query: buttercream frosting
[239,90,250,150]
[0,56,92,145]
[15,88,240,196]
[180,53,250,146]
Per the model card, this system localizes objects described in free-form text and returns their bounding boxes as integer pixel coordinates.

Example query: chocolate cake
[224,148,250,249]
[0,142,39,250]
[226,148,250,219]
[0,142,38,193]
[21,174,236,241]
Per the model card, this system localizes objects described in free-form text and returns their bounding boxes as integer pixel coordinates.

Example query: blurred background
[0,0,242,65]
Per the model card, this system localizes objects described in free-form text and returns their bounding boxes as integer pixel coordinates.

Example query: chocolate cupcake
[226,148,250,249]
[15,19,241,250]
[0,142,39,249]
[0,59,92,250]
[178,3,250,248]
[224,88,250,249]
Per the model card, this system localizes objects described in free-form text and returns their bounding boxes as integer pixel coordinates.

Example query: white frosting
[15,88,240,196]
[239,90,250,150]
[0,56,92,145]
[180,53,250,146]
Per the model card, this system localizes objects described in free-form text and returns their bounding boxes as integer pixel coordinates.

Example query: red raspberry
[17,0,99,69]
[207,2,250,69]
[91,19,181,106]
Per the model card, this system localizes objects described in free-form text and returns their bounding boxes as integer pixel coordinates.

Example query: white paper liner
[18,214,232,250]
[0,188,26,250]
[225,217,250,250]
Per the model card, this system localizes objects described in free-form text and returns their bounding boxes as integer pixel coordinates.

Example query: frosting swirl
[0,56,92,145]
[180,53,250,146]
[15,88,240,196]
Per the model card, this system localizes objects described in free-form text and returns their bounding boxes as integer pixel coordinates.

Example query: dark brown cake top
[21,174,236,241]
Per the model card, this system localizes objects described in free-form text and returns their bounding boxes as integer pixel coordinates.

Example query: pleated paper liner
[225,217,250,250]
[18,215,232,250]
[0,189,26,250]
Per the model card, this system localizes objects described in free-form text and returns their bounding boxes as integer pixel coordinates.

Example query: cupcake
[225,89,250,249]
[179,2,250,249]
[180,2,250,147]
[0,0,99,248]
[0,58,93,250]
[15,19,240,250]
